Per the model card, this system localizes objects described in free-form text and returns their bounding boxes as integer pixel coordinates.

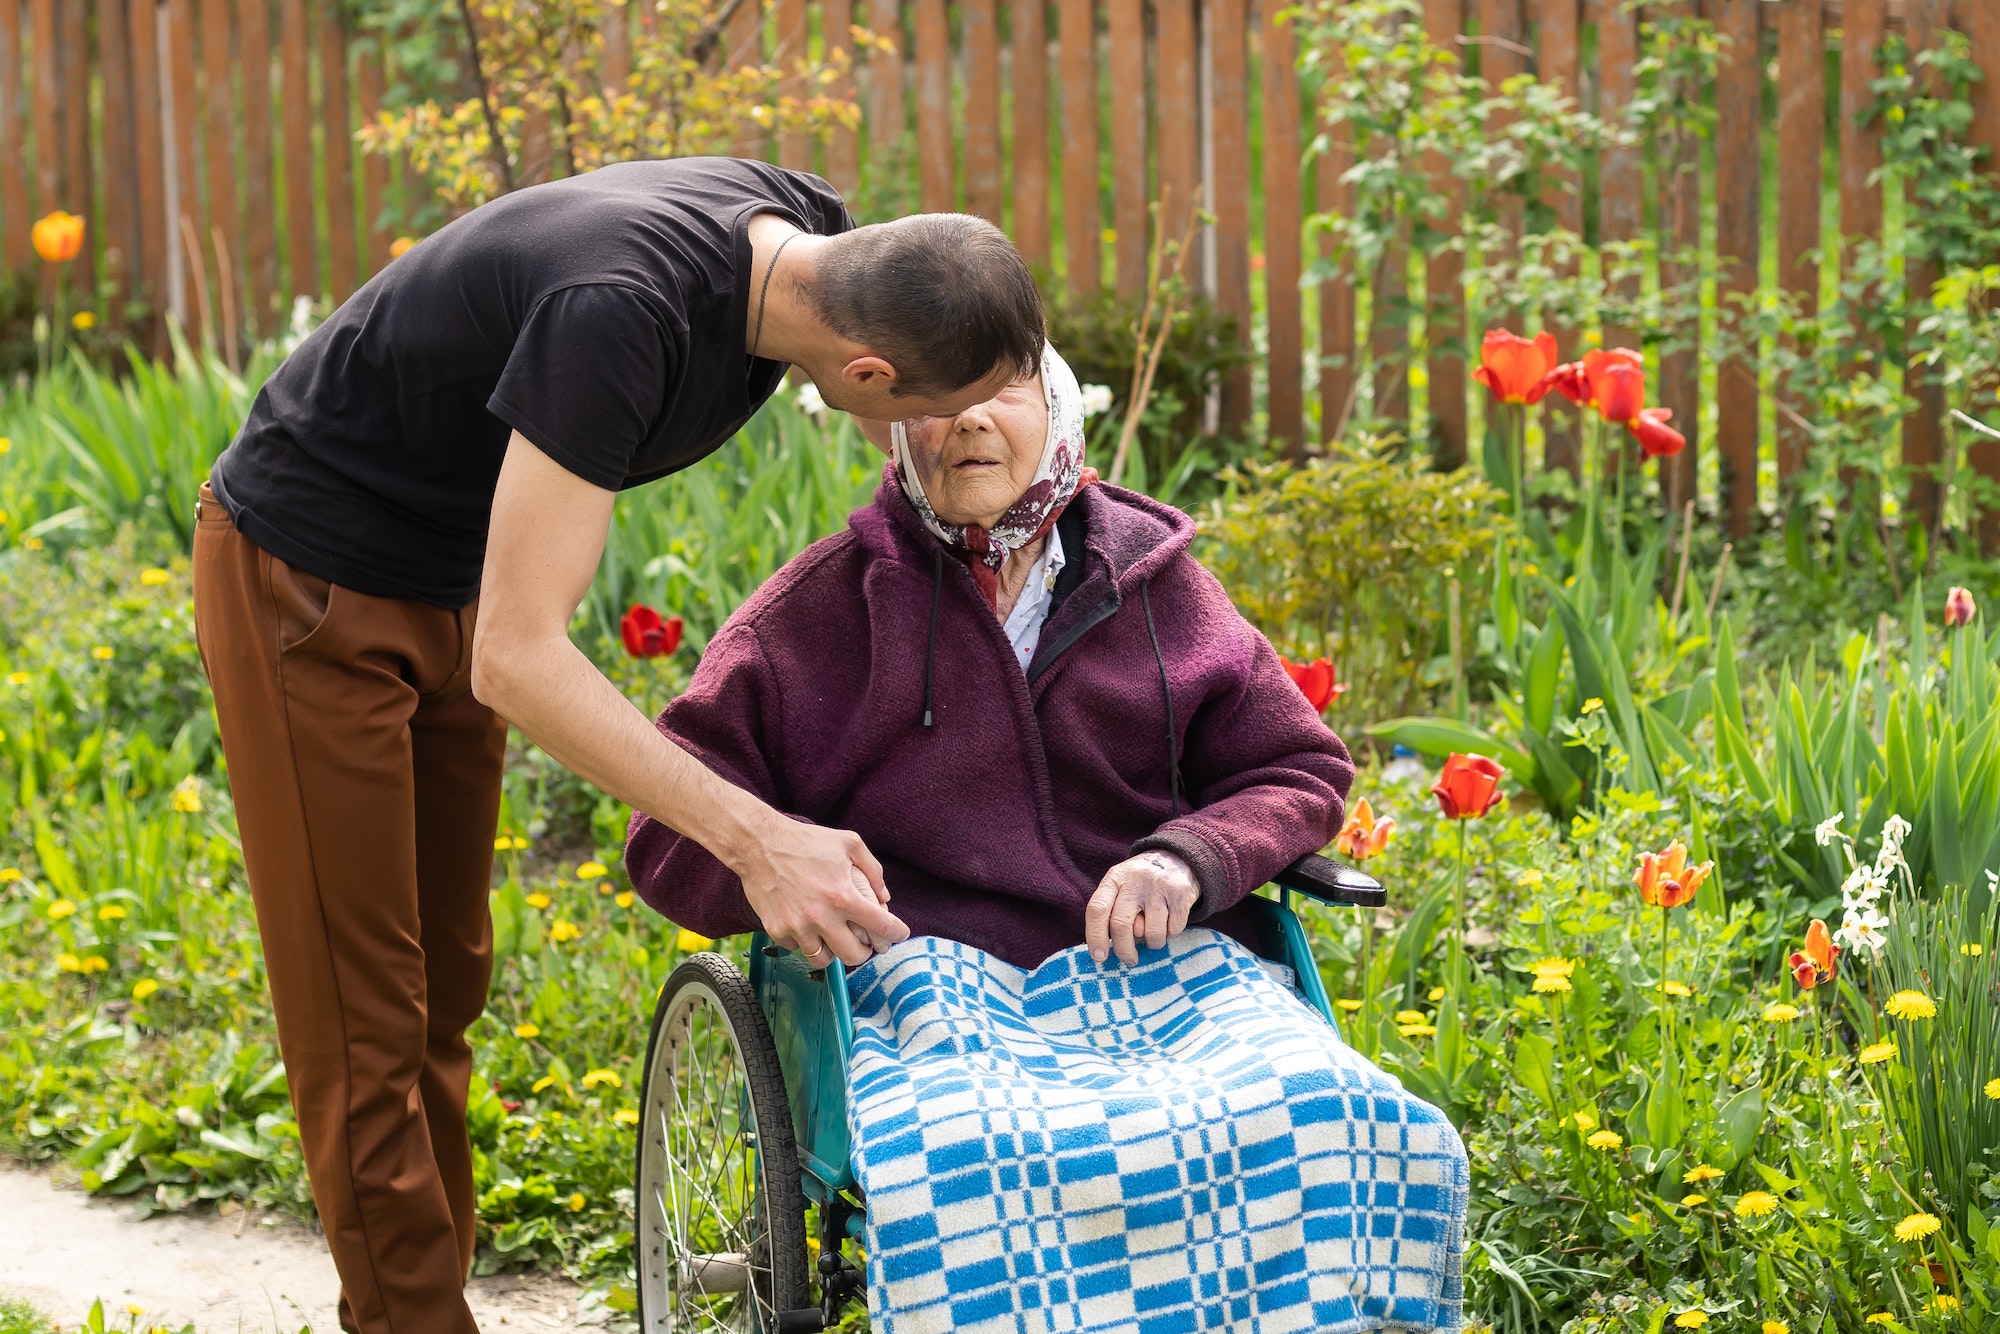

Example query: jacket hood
[852,464,1196,593]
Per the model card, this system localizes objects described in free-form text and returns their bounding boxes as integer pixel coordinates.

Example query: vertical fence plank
[1210,0,1251,426]
[602,0,630,94]
[279,0,314,300]
[319,0,355,303]
[1656,0,1701,511]
[99,0,135,319]
[962,0,1002,220]
[167,0,200,333]
[1537,0,1579,476]
[1010,0,1049,263]
[776,0,809,169]
[1714,0,1760,536]
[130,0,166,343]
[1775,0,1821,483]
[1422,0,1463,467]
[357,43,389,276]
[1904,0,1948,536]
[868,0,903,165]
[239,0,275,327]
[1262,0,1301,451]
[201,0,237,301]
[1156,0,1198,275]
[30,0,54,213]
[1107,0,1146,295]
[61,0,92,289]
[1316,82,1355,443]
[1838,0,1883,275]
[914,0,952,209]
[726,0,766,160]
[1058,0,1097,291]
[1478,0,1522,259]
[0,0,26,271]
[1596,0,1638,351]
[1966,1,2000,550]
[824,0,860,193]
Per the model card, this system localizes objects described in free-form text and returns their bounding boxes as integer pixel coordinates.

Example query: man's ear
[840,355,897,390]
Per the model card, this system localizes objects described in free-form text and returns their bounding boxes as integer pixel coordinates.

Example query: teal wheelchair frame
[633,854,1385,1333]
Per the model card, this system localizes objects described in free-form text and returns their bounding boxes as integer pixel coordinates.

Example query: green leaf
[1714,1086,1765,1170]
[1932,720,1965,888]
[1545,580,1610,706]
[1524,618,1566,735]
[1645,1044,1685,1151]
[1365,717,1532,780]
[1513,1030,1559,1111]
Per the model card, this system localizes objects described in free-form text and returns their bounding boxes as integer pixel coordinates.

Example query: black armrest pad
[1273,854,1387,908]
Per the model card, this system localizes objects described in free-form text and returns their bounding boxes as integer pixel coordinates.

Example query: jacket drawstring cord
[922,547,942,730]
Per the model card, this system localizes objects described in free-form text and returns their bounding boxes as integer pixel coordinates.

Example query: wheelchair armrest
[1274,853,1386,908]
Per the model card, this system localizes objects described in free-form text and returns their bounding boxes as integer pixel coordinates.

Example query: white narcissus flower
[1814,813,1846,847]
[1835,906,1890,957]
[1079,383,1115,418]
[796,381,827,417]
[1840,861,1885,907]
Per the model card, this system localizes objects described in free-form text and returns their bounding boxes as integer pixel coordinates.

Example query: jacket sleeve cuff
[1130,828,1231,922]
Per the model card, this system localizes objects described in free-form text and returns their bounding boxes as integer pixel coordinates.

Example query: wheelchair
[632,853,1386,1333]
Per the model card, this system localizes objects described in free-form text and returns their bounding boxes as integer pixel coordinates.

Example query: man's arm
[471,431,907,967]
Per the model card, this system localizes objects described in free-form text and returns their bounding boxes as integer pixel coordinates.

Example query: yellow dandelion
[125,1306,144,1319]
[613,1107,639,1126]
[531,1074,558,1093]
[568,1192,586,1212]
[1586,1130,1623,1150]
[1428,986,1445,1002]
[1896,1212,1942,1243]
[97,903,127,921]
[1581,697,1603,715]
[493,835,530,851]
[549,920,581,943]
[47,899,76,920]
[1964,943,1985,956]
[1329,998,1362,1013]
[131,979,158,1001]
[139,568,171,586]
[1886,990,1937,1021]
[81,955,108,972]
[1659,980,1693,997]
[1573,1110,1598,1131]
[581,1068,622,1089]
[1531,957,1576,978]
[598,881,613,896]
[1683,1163,1724,1184]
[576,861,609,880]
[1680,1193,1708,1207]
[6,671,30,685]
[1735,1191,1780,1218]
[1532,975,1573,994]
[1931,1295,1960,1313]
[525,892,551,910]
[1395,1009,1429,1026]
[170,778,202,813]
[1866,1315,1896,1326]
[23,537,42,550]
[71,311,96,330]
[0,436,9,452]
[90,646,113,660]
[1763,1322,1790,1334]
[1762,1003,1800,1023]
[1398,1023,1437,1038]
[0,868,19,881]
[1859,1041,1898,1065]
[1517,869,1545,887]
[1674,1313,1708,1329]
[56,952,83,973]
[676,928,715,952]
[1985,1077,2000,1100]
[615,892,635,909]
[513,1023,540,1038]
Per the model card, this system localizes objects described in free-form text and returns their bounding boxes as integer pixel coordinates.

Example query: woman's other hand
[1086,850,1199,966]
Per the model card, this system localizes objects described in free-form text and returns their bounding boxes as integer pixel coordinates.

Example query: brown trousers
[192,482,507,1334]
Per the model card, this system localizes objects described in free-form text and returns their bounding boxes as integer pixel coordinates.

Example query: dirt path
[0,1164,589,1332]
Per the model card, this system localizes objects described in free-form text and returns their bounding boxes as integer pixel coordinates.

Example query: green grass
[0,1298,52,1334]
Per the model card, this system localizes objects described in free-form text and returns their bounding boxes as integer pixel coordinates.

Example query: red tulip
[1539,361,1591,406]
[1789,919,1840,990]
[1633,842,1711,910]
[1629,407,1686,458]
[1582,348,1645,407]
[621,604,684,658]
[1595,361,1646,426]
[1945,586,1977,628]
[1334,797,1396,861]
[1472,330,1560,406]
[1431,753,1504,820]
[1281,656,1345,712]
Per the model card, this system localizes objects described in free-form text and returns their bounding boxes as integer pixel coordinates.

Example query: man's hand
[1085,850,1200,966]
[735,814,907,967]
[474,432,904,968]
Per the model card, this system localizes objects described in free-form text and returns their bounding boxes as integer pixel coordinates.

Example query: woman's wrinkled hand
[1086,850,1200,966]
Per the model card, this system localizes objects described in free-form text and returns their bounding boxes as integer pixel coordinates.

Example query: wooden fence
[3,1,2000,535]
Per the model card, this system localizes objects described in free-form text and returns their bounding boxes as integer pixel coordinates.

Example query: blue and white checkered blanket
[845,928,1469,1334]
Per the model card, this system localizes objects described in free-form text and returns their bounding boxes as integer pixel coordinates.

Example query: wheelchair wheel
[636,952,811,1332]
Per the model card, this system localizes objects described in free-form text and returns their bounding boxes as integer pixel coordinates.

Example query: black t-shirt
[209,156,853,607]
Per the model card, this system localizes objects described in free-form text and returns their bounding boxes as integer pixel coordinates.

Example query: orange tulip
[1472,330,1560,406]
[1945,586,1977,628]
[31,210,85,264]
[390,235,419,259]
[1334,797,1396,861]
[1582,348,1645,407]
[1789,919,1839,989]
[1634,842,1711,910]
[1431,753,1504,820]
[1629,407,1685,458]
[1280,656,1345,712]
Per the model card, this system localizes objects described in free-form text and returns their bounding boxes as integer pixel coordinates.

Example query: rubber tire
[635,951,812,1332]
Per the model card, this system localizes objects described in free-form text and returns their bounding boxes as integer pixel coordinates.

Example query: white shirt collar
[1000,527,1067,674]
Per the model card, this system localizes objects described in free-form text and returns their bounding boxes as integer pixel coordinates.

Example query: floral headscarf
[892,343,1094,609]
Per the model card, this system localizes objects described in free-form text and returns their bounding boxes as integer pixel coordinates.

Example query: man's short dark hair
[810,214,1045,398]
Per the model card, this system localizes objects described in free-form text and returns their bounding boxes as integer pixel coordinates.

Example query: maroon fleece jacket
[624,471,1354,969]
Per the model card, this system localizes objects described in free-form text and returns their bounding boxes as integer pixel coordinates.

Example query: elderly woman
[626,349,1467,1334]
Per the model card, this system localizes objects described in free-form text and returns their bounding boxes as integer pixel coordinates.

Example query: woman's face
[901,371,1048,529]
